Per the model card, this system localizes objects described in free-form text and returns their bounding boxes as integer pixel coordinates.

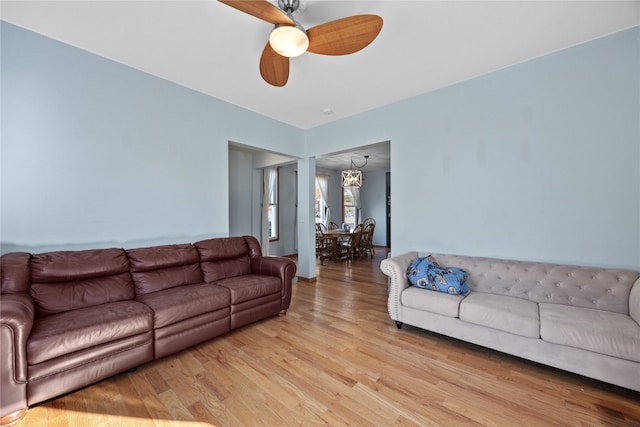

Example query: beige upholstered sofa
[380,251,640,392]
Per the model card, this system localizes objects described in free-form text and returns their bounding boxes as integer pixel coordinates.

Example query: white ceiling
[2,1,638,171]
[2,1,639,132]
[316,141,390,171]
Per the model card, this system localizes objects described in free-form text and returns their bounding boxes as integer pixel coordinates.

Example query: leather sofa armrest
[380,251,419,322]
[630,277,640,326]
[250,256,297,310]
[1,293,35,421]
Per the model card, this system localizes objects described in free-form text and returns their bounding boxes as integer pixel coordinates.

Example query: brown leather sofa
[0,236,296,425]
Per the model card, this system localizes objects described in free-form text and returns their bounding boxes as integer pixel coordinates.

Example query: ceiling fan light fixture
[269,24,309,57]
[218,0,383,86]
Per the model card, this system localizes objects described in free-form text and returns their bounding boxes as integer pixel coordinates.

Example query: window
[267,168,279,241]
[315,176,329,225]
[315,185,323,224]
[343,188,356,231]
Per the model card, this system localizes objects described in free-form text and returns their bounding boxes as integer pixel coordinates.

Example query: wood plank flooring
[22,248,640,426]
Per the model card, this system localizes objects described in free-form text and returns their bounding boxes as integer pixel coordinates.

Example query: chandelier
[341,155,369,188]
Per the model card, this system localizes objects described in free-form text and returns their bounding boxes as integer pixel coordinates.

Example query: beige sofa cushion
[540,303,640,363]
[460,293,540,338]
[402,287,465,318]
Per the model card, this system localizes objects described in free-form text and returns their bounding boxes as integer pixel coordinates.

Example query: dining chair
[363,217,376,228]
[338,224,363,262]
[360,223,375,258]
[315,225,332,265]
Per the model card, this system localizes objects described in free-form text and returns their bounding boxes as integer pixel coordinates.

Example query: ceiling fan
[219,0,383,87]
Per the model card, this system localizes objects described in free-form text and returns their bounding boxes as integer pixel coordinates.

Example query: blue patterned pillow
[408,257,470,295]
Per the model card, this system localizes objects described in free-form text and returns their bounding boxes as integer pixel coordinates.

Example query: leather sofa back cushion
[429,253,638,315]
[1,252,31,294]
[30,248,134,316]
[195,237,252,282]
[126,244,203,295]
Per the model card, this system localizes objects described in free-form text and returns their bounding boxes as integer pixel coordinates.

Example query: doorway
[227,142,297,257]
[315,140,390,248]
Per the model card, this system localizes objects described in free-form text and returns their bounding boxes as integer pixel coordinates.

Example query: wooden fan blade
[307,15,383,56]
[260,42,290,87]
[218,0,294,25]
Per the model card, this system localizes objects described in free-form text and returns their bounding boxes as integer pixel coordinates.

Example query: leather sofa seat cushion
[401,287,465,318]
[215,274,281,305]
[135,283,230,328]
[27,300,153,365]
[460,293,540,338]
[195,237,252,282]
[126,244,203,295]
[30,248,134,316]
[540,303,640,363]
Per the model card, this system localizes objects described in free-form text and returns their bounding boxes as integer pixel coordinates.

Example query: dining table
[322,230,352,261]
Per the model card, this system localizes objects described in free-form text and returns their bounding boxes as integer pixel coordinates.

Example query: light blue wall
[228,148,254,238]
[2,21,638,271]
[306,27,640,270]
[361,170,388,247]
[1,22,303,253]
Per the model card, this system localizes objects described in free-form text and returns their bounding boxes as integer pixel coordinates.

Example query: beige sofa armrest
[380,251,419,322]
[630,277,640,326]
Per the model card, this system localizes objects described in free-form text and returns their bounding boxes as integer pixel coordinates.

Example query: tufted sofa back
[425,253,639,315]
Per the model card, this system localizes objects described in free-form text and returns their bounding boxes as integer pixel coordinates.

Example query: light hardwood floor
[22,248,640,426]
